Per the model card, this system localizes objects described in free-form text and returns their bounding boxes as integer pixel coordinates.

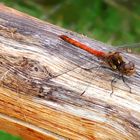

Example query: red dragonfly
[59,35,136,95]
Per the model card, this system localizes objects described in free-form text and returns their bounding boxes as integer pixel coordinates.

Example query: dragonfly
[59,35,136,96]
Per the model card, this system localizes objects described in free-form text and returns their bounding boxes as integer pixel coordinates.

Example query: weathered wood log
[0,4,140,140]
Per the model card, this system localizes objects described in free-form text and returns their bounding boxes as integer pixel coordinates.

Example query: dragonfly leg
[81,64,112,96]
[80,65,101,96]
[80,90,85,96]
[121,75,132,93]
[82,65,100,71]
[110,76,117,96]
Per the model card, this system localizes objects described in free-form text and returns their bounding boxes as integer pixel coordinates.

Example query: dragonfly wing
[115,43,140,54]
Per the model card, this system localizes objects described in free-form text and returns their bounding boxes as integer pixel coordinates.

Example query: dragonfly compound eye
[128,61,135,70]
[124,61,135,75]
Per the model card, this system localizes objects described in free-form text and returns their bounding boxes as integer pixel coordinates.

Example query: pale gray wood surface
[0,4,140,140]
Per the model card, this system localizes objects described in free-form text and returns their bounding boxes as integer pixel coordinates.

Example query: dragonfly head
[123,61,135,76]
[106,52,135,76]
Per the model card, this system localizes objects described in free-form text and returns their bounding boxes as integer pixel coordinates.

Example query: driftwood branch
[0,4,140,140]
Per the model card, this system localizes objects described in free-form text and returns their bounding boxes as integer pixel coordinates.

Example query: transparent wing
[116,43,140,48]
[115,43,140,54]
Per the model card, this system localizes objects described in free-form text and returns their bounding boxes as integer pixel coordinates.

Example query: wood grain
[0,4,140,140]
[0,114,59,140]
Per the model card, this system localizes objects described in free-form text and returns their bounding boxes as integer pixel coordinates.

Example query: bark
[0,4,140,140]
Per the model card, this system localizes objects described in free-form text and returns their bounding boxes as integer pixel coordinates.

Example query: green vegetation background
[0,0,140,139]
[1,0,140,46]
[0,130,22,140]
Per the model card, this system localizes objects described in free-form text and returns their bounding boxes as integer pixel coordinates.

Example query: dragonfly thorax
[105,52,135,76]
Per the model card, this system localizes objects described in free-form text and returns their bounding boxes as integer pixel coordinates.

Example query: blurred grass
[0,130,22,140]
[1,0,140,46]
